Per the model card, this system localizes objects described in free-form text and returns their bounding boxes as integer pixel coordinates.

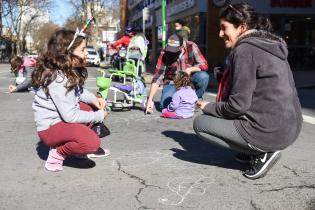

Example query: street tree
[32,22,59,53]
[1,0,53,55]
[65,0,120,46]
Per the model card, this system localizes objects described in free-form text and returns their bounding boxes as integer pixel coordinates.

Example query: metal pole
[161,0,166,48]
[0,0,2,37]
[142,11,146,73]
[143,12,145,35]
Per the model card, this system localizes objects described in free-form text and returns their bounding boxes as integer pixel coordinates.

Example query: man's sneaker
[234,153,252,164]
[87,147,110,158]
[243,151,281,180]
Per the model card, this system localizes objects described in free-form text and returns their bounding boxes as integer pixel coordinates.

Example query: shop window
[271,15,315,70]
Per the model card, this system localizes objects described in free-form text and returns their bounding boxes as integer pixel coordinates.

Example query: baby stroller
[96,34,148,110]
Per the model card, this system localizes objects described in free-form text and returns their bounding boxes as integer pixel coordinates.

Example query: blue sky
[50,0,73,25]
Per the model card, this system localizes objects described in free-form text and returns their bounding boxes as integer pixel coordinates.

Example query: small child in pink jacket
[9,56,36,93]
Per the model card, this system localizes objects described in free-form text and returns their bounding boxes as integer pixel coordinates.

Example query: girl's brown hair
[10,56,23,74]
[32,28,87,95]
[174,71,193,90]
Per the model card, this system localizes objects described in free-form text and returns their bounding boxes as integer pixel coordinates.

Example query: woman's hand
[196,100,209,110]
[145,99,154,114]
[94,97,107,110]
[184,67,193,76]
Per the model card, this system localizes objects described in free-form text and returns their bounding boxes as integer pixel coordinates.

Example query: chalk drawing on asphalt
[158,175,215,206]
[112,151,170,168]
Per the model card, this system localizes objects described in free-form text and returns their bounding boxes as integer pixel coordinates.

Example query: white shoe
[87,147,110,158]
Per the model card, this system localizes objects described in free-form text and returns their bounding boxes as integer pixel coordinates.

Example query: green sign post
[161,0,166,48]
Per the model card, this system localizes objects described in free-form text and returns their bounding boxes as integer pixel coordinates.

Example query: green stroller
[96,34,148,110]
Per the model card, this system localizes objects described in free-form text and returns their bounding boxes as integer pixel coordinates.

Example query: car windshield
[88,51,97,55]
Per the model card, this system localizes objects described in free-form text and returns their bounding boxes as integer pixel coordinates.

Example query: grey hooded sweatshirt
[203,31,303,151]
[33,71,104,131]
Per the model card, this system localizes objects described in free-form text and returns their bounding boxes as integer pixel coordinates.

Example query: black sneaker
[234,153,252,164]
[243,151,281,180]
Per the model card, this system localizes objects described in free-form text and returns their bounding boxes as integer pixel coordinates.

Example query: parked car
[25,52,38,59]
[86,47,100,66]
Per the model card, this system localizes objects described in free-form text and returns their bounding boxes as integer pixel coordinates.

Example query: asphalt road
[0,64,314,210]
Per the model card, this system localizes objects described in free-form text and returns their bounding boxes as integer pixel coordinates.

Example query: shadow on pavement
[36,141,96,169]
[162,130,247,171]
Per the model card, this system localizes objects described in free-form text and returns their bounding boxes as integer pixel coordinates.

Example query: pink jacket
[22,57,37,68]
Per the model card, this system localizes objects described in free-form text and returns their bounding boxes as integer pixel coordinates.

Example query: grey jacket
[15,66,33,92]
[203,31,302,151]
[33,71,103,131]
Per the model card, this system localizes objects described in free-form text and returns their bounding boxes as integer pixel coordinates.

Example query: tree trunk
[119,0,128,37]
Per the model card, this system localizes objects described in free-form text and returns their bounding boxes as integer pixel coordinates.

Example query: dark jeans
[159,71,209,109]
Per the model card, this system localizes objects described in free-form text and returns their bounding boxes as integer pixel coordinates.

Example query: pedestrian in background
[32,29,110,172]
[145,34,209,113]
[175,20,191,40]
[194,3,302,179]
[8,56,36,93]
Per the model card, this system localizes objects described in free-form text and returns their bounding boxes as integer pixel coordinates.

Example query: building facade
[129,0,315,71]
[208,0,315,70]
[128,0,208,66]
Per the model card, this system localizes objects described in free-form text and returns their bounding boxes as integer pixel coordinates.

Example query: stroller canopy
[127,34,148,61]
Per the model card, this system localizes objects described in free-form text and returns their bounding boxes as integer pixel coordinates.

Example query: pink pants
[161,109,183,119]
[38,103,100,157]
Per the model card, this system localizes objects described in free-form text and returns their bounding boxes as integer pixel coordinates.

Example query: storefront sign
[167,0,196,17]
[270,0,312,8]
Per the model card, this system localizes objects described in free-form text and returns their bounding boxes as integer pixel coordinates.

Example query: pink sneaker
[45,148,65,172]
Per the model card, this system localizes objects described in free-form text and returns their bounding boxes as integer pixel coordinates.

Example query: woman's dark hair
[174,71,193,90]
[175,19,186,26]
[219,3,273,32]
[10,56,23,74]
[32,28,87,95]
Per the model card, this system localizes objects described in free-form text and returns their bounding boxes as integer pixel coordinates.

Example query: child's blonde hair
[174,71,193,90]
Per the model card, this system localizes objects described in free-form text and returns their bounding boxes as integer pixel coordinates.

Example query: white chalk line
[158,175,215,206]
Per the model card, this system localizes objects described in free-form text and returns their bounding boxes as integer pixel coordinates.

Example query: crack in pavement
[116,161,162,209]
[250,200,260,210]
[260,184,315,192]
[282,164,299,176]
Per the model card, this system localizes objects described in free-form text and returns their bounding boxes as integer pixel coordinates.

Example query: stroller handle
[97,68,106,77]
